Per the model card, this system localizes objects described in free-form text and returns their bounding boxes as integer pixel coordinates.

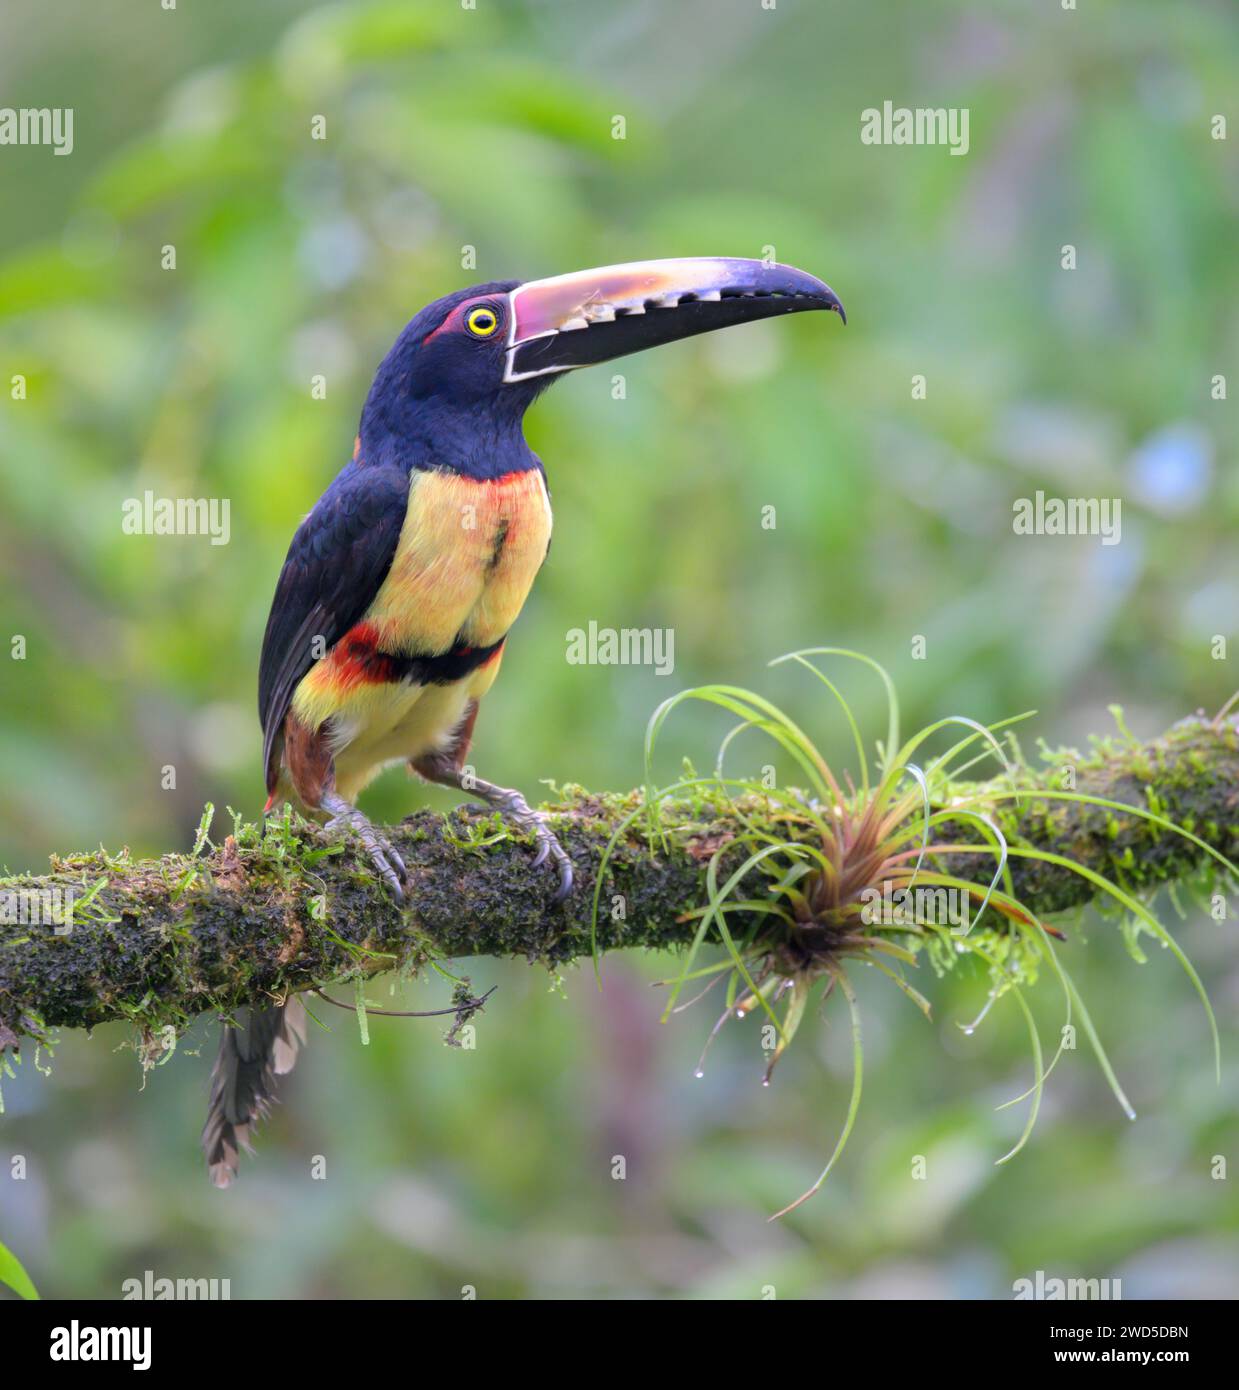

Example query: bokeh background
[2,0,1237,1299]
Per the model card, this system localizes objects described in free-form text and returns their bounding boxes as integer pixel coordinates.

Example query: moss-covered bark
[934,716,1239,910]
[1,717,1236,1047]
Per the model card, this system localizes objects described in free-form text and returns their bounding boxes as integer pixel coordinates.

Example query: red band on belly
[328,623,506,690]
[332,622,402,688]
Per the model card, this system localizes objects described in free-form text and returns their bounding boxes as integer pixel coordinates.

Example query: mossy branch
[2,716,1236,1047]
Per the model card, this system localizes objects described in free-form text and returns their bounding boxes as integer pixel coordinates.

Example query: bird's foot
[476,784,574,904]
[320,791,407,901]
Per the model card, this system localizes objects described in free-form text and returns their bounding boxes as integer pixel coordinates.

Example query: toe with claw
[528,814,575,903]
[321,791,407,901]
[479,787,574,903]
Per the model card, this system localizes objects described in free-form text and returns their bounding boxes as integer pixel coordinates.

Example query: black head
[359,280,540,476]
[358,259,844,477]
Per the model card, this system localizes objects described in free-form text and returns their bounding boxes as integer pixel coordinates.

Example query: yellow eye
[466,305,499,337]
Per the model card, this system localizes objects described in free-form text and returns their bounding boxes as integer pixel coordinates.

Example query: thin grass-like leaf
[646,686,835,804]
[985,789,1239,881]
[769,968,864,1219]
[928,711,1037,782]
[891,716,1017,798]
[966,941,1044,1164]
[892,763,931,890]
[863,955,933,1019]
[770,647,899,778]
[941,843,1220,1083]
[774,652,871,795]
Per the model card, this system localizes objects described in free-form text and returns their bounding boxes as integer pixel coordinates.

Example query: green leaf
[0,1238,39,1300]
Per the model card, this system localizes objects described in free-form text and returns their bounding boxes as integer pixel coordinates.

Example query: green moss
[3,718,1237,1063]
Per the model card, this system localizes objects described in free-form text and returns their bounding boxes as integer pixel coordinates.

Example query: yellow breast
[289,465,550,761]
[365,466,553,653]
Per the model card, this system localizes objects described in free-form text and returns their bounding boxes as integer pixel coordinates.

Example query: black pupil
[474,311,493,329]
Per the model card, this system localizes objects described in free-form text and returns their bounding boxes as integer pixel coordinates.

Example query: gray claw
[385,842,408,880]
[533,821,574,905]
[552,857,574,904]
[463,786,574,906]
[323,797,407,903]
[512,807,574,905]
[371,848,405,901]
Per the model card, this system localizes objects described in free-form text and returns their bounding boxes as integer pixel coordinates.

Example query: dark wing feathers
[202,997,308,1188]
[258,461,411,790]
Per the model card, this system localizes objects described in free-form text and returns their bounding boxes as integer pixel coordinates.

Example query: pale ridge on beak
[504,256,845,382]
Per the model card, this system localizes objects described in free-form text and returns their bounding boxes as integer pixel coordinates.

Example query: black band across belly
[376,636,506,686]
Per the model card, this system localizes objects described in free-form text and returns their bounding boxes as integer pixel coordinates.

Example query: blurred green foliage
[1,0,1236,1298]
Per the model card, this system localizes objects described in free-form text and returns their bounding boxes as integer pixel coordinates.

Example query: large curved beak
[503,256,845,383]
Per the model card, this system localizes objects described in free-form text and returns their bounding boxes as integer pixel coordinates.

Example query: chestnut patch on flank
[283,713,334,809]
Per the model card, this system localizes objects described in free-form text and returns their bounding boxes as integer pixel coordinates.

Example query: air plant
[591,649,1234,1219]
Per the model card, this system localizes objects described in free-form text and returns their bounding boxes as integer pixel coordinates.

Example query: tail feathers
[202,995,307,1188]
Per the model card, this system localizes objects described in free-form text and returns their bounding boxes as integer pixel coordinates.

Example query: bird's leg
[281,714,407,901]
[319,789,407,901]
[412,701,573,903]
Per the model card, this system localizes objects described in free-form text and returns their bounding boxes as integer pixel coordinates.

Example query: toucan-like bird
[203,257,845,1184]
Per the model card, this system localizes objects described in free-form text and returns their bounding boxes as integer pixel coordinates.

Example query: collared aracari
[203,257,845,1185]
